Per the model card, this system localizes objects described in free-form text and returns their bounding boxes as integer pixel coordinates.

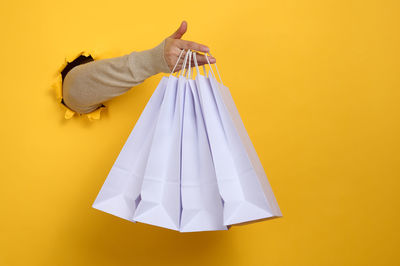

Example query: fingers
[194,53,216,65]
[176,39,210,53]
[168,21,187,39]
[175,51,215,66]
[169,52,216,73]
[171,49,215,64]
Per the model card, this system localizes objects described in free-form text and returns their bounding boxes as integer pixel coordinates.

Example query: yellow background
[1,0,399,265]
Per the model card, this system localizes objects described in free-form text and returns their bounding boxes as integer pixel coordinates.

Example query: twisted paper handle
[170,49,223,85]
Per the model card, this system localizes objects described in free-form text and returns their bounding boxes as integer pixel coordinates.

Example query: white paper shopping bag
[92,48,282,232]
[132,50,192,230]
[179,52,227,232]
[92,76,169,221]
[195,55,282,226]
[132,75,183,230]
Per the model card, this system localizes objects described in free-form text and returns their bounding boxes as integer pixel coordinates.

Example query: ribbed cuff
[127,38,171,83]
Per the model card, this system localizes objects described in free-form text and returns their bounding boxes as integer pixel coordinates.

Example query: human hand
[164,21,216,73]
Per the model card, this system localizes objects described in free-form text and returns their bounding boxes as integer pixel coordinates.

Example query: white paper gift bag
[92,76,170,221]
[180,52,227,232]
[195,54,282,225]
[92,49,282,232]
[132,73,183,230]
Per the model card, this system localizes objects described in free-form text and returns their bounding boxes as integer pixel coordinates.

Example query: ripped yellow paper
[52,50,117,121]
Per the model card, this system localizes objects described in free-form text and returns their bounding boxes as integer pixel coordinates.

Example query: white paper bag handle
[170,48,190,77]
[187,50,192,79]
[205,52,223,85]
[180,49,191,78]
[170,49,222,84]
[170,49,185,75]
[193,50,223,84]
[192,51,209,78]
[193,51,201,76]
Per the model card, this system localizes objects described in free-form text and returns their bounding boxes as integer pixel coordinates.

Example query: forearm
[62,39,171,114]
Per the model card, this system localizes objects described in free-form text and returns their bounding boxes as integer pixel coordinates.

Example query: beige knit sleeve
[62,38,172,114]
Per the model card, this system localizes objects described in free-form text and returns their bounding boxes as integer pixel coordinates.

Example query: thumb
[168,20,187,39]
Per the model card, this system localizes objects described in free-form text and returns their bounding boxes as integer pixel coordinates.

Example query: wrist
[127,39,171,82]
